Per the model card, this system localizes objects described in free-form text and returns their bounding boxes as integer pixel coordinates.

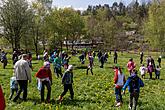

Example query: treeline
[0,0,164,55]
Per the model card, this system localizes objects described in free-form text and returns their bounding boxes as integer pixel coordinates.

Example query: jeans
[114,58,117,64]
[9,88,18,100]
[40,80,51,102]
[61,84,74,99]
[86,67,93,75]
[54,67,63,78]
[115,88,122,103]
[13,80,28,101]
[129,92,139,110]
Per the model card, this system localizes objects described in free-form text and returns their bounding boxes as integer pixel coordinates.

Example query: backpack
[129,75,139,93]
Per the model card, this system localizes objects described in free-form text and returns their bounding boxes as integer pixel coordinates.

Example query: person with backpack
[58,65,74,103]
[122,70,144,110]
[127,58,136,75]
[114,66,126,107]
[0,85,6,110]
[35,61,52,103]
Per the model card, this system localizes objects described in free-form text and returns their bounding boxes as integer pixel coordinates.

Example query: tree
[144,1,165,53]
[0,0,33,51]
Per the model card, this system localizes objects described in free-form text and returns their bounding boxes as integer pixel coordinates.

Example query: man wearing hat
[58,65,74,102]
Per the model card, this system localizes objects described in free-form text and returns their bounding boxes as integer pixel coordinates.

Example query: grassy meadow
[0,52,165,110]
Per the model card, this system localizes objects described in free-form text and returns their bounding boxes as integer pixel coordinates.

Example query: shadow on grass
[61,98,95,106]
[75,66,87,70]
[4,67,14,69]
[0,74,6,76]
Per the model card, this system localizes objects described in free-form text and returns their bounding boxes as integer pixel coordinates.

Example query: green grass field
[0,52,165,110]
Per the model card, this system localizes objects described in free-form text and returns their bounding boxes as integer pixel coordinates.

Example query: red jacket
[35,66,52,82]
[114,69,126,88]
[127,61,136,71]
[0,85,5,110]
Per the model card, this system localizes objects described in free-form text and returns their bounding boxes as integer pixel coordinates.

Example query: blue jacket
[123,74,144,93]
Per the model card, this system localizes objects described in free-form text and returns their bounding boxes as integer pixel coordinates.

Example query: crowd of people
[0,49,163,110]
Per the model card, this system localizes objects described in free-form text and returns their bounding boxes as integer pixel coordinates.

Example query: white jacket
[14,59,31,81]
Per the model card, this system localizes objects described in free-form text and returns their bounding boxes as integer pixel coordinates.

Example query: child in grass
[58,65,74,103]
[155,65,161,79]
[122,70,144,110]
[114,66,126,107]
[9,73,18,100]
[139,64,147,78]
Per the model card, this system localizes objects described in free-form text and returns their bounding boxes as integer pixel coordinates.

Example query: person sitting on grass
[155,65,161,79]
[58,65,74,103]
[122,70,144,110]
[35,61,52,103]
[139,64,147,79]
[0,85,6,110]
[9,73,18,100]
[114,66,126,107]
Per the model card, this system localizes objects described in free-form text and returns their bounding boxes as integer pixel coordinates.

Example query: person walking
[35,62,52,103]
[157,56,161,67]
[53,54,63,78]
[58,65,74,103]
[9,73,18,100]
[122,71,144,110]
[127,58,136,75]
[114,67,126,107]
[114,50,118,64]
[140,52,144,64]
[86,53,94,75]
[1,50,8,69]
[13,54,31,102]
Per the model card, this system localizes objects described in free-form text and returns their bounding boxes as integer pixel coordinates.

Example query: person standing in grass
[139,64,147,79]
[9,73,18,100]
[127,58,136,75]
[140,52,144,64]
[157,56,161,67]
[155,65,161,79]
[114,50,118,64]
[122,70,144,110]
[13,54,31,102]
[86,52,94,75]
[114,66,126,107]
[0,85,6,110]
[53,54,63,78]
[1,50,8,69]
[35,62,52,103]
[100,54,105,68]
[58,65,74,103]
